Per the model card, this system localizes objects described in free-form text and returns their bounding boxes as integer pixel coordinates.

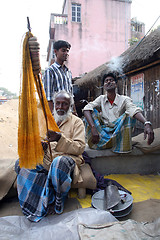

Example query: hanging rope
[18,31,60,169]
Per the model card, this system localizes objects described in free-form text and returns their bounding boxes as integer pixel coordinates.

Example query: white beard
[53,107,71,124]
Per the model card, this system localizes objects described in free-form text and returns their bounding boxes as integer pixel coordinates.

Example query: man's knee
[52,156,75,172]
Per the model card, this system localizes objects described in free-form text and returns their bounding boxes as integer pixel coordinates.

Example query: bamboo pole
[27,17,53,161]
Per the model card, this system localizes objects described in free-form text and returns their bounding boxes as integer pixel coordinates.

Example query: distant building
[47,0,132,78]
[131,17,145,40]
[0,96,7,105]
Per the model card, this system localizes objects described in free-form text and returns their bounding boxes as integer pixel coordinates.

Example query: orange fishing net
[18,32,60,169]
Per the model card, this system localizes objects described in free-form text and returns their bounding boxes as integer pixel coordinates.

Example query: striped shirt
[43,62,73,101]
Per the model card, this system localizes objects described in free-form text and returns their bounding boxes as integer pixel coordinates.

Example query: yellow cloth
[18,32,60,169]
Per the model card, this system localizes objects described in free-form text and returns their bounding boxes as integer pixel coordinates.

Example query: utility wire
[131,15,160,52]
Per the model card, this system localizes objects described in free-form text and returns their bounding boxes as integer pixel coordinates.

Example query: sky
[0,0,160,95]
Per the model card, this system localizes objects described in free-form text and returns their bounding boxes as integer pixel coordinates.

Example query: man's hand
[144,124,154,145]
[133,112,154,145]
[47,129,61,142]
[91,126,100,144]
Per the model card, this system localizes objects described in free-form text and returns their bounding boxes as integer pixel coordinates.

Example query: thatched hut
[75,28,160,129]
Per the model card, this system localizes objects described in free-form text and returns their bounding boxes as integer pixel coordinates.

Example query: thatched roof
[75,28,160,87]
[75,63,110,87]
[121,27,160,72]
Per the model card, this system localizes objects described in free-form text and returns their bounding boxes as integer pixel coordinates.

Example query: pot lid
[92,190,133,213]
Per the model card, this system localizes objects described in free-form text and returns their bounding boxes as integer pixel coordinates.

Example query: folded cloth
[82,151,132,195]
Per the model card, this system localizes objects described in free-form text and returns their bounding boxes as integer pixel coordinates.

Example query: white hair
[53,90,74,107]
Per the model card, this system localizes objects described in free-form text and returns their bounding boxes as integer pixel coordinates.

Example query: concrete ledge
[85,145,144,158]
[85,146,160,175]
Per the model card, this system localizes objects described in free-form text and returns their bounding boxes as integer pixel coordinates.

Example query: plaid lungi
[85,109,136,153]
[15,156,75,222]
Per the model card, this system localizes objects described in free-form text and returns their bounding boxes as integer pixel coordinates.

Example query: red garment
[108,99,114,105]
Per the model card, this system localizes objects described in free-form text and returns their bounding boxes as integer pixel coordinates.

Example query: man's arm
[133,112,154,145]
[83,96,102,144]
[55,118,86,156]
[83,110,100,144]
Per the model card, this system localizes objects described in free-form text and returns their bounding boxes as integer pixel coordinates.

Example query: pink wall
[51,0,131,78]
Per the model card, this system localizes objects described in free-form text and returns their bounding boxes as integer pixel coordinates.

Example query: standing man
[43,40,75,113]
[83,72,154,153]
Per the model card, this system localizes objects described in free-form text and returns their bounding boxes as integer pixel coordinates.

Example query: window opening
[72,3,81,22]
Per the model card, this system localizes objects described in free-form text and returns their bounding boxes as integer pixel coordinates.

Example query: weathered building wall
[121,64,160,131]
[49,0,132,78]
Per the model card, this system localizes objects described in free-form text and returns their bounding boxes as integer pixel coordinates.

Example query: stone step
[85,145,160,175]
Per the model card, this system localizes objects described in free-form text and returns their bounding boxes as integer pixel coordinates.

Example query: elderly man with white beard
[15,90,86,222]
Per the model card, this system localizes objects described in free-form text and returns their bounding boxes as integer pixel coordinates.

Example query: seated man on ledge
[83,72,154,153]
[15,90,86,222]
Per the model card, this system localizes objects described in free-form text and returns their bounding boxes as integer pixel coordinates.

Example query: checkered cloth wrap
[15,156,75,222]
[85,109,136,153]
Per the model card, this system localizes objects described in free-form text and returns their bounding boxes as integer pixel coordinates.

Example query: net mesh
[18,32,60,169]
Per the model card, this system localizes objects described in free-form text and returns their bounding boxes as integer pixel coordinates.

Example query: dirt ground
[0,99,19,160]
[0,193,160,223]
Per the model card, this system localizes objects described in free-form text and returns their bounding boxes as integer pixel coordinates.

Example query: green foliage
[12,95,19,99]
[0,87,18,98]
[128,37,139,46]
